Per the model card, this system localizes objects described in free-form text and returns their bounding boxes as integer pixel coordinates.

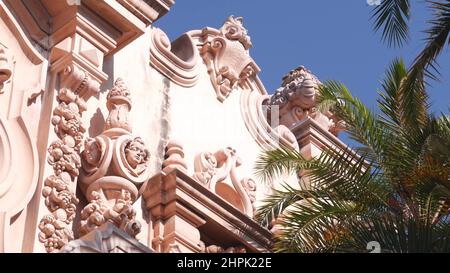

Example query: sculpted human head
[83,138,102,166]
[270,66,321,110]
[125,137,150,170]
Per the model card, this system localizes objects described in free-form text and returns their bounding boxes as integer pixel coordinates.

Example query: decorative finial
[104,78,132,135]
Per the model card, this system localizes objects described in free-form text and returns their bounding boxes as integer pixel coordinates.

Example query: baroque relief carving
[200,16,260,102]
[202,244,247,253]
[79,78,151,238]
[0,43,12,93]
[38,89,86,253]
[267,66,344,135]
[150,28,200,87]
[240,178,257,214]
[80,181,140,237]
[104,78,132,134]
[193,147,255,218]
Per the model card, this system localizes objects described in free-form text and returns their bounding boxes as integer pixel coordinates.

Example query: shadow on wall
[88,108,105,137]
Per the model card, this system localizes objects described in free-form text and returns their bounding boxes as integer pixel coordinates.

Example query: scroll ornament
[200,16,259,102]
[193,147,256,218]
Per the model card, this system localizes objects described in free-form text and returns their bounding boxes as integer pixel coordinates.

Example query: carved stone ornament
[104,78,132,136]
[38,89,86,253]
[193,147,256,218]
[202,244,247,253]
[200,16,260,102]
[267,66,344,135]
[162,140,188,172]
[0,43,12,93]
[241,178,257,214]
[79,177,141,237]
[79,78,151,238]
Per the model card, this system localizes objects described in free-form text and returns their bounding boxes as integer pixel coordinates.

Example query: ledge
[141,168,273,253]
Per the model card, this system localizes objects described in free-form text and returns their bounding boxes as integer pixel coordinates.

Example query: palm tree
[371,0,450,88]
[254,59,450,252]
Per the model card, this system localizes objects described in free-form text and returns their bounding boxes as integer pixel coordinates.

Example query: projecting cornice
[4,0,175,54]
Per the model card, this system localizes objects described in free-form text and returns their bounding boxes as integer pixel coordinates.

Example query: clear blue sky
[155,1,449,140]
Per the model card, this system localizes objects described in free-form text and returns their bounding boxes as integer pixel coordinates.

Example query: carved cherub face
[83,138,102,166]
[125,138,149,169]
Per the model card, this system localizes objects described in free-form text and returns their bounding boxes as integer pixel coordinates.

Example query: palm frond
[275,190,365,252]
[254,147,310,183]
[410,0,450,82]
[377,58,407,128]
[371,0,411,47]
[319,81,385,153]
[255,183,304,228]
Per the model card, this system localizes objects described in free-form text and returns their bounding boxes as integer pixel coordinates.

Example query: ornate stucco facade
[0,0,346,253]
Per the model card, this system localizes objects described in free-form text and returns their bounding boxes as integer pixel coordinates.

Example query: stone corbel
[49,36,108,99]
[142,170,207,253]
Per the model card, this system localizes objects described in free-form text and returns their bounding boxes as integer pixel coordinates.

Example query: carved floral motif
[200,16,259,102]
[80,187,141,237]
[193,152,217,187]
[38,89,86,253]
[241,178,257,213]
[47,140,81,177]
[220,16,252,50]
